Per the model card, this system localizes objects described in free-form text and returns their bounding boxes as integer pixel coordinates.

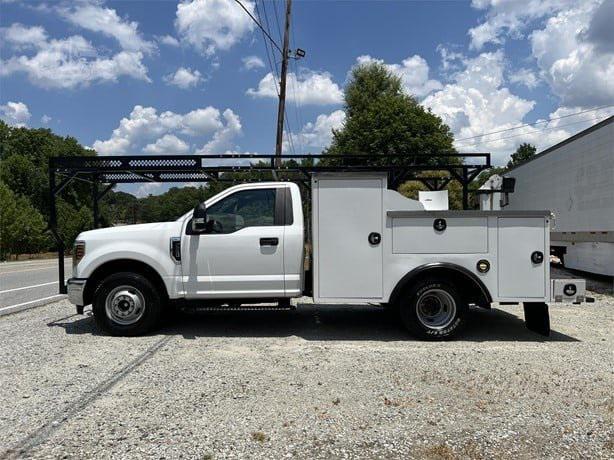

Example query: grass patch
[251,431,267,443]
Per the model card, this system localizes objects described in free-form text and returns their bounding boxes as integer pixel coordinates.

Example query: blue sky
[1,0,613,196]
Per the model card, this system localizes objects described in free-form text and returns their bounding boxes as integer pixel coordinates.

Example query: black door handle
[260,237,279,246]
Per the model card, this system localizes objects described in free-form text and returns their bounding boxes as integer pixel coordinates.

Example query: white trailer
[502,117,614,276]
[67,171,587,339]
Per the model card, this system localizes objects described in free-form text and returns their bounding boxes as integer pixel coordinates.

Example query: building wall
[505,120,614,234]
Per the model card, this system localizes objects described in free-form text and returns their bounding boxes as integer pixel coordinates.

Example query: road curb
[0,295,67,317]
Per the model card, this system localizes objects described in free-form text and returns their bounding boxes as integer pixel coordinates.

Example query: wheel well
[390,264,492,308]
[83,259,168,306]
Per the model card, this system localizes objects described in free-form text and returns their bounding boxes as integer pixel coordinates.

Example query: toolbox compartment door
[498,217,546,298]
[314,176,383,299]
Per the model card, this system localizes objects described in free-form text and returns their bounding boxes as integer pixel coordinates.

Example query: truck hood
[77,221,183,241]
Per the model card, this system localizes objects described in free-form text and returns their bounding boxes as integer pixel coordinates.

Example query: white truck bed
[311,173,551,304]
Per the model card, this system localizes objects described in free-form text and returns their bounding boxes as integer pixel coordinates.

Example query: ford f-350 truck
[67,173,586,338]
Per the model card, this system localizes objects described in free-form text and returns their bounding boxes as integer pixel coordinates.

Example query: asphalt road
[0,258,71,314]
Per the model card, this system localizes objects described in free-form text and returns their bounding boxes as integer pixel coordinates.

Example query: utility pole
[274,0,292,168]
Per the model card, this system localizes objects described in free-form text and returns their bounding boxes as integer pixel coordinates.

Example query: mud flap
[523,302,550,336]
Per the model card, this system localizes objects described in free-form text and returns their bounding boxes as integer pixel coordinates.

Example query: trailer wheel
[93,272,163,336]
[399,278,467,340]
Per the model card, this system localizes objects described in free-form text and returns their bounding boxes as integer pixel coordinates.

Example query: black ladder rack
[49,152,491,293]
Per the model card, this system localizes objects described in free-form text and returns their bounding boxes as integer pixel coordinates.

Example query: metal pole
[274,0,292,168]
[49,161,66,294]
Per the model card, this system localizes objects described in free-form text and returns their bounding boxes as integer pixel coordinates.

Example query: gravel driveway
[0,295,612,459]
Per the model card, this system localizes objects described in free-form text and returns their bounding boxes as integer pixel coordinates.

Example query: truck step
[181,301,295,312]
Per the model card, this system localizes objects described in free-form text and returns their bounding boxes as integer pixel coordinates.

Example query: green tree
[0,120,95,220]
[0,182,49,259]
[324,62,457,167]
[56,199,93,248]
[100,190,139,225]
[471,143,538,203]
[507,143,536,169]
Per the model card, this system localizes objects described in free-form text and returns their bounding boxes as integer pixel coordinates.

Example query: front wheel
[399,278,467,340]
[93,272,163,336]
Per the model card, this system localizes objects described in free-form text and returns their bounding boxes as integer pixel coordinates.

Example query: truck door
[182,187,285,298]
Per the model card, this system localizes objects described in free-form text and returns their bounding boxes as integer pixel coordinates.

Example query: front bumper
[67,278,87,306]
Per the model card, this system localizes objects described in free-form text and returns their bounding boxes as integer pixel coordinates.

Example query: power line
[455,104,614,143]
[456,113,613,147]
[254,1,295,156]
[237,0,298,163]
[271,0,284,46]
[232,0,282,54]
[255,1,279,96]
[259,0,281,66]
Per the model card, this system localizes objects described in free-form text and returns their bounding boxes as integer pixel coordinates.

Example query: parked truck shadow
[50,304,578,342]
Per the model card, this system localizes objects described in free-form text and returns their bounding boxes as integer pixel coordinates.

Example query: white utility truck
[67,173,586,338]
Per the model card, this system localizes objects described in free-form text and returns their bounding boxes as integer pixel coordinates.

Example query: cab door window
[206,188,276,234]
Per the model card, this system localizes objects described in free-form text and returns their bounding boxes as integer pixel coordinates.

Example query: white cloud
[0,23,47,48]
[143,134,190,155]
[247,70,343,105]
[289,110,346,153]
[530,2,614,107]
[509,68,540,89]
[468,0,577,50]
[0,24,150,89]
[175,0,255,55]
[468,0,613,108]
[423,51,537,161]
[181,107,224,136]
[164,67,203,89]
[41,114,52,124]
[93,105,242,156]
[437,45,465,74]
[585,0,614,53]
[242,55,265,70]
[0,101,31,127]
[58,2,155,54]
[198,109,242,153]
[423,48,613,163]
[355,55,442,98]
[159,35,180,47]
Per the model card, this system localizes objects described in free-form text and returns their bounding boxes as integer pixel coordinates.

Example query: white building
[502,116,614,276]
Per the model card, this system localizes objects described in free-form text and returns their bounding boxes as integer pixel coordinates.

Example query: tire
[93,272,163,336]
[399,278,467,340]
[381,302,399,317]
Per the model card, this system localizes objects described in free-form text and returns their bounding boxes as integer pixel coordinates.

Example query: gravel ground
[0,293,612,459]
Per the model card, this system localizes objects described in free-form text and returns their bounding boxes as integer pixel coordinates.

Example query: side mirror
[192,203,207,232]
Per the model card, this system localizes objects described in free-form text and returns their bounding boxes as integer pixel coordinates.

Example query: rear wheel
[399,278,467,340]
[93,272,163,336]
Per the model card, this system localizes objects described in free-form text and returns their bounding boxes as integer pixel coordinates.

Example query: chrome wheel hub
[416,288,457,330]
[105,285,145,326]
